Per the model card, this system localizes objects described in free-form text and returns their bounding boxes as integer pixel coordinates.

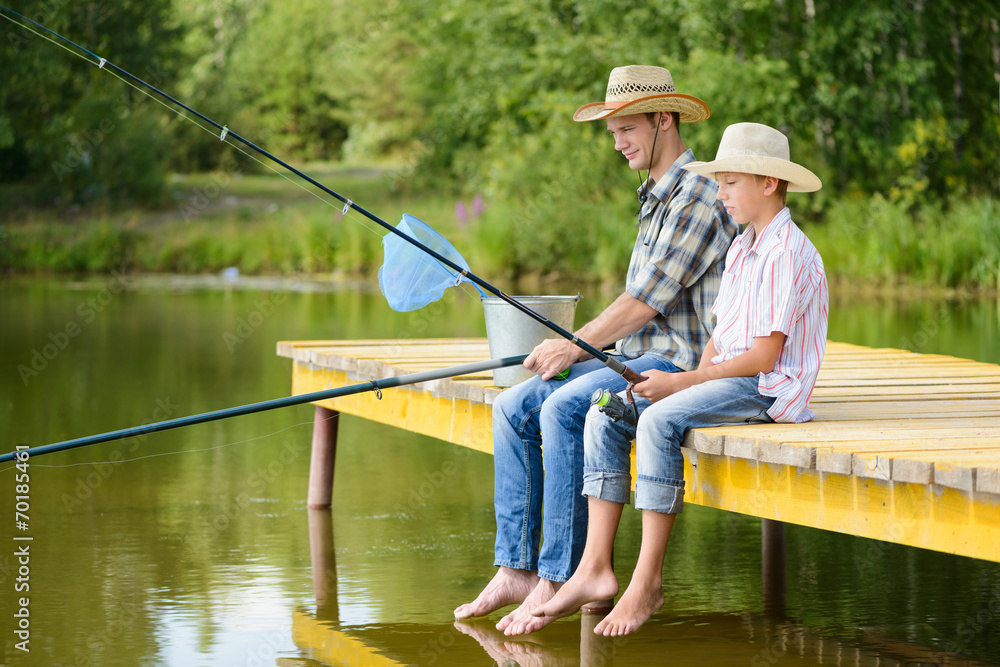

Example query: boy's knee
[636,406,683,444]
[635,406,657,431]
[584,403,616,436]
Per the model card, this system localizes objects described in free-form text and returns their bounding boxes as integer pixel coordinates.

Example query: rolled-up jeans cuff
[635,476,685,514]
[582,468,632,505]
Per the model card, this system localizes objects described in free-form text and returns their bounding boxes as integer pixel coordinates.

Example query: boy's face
[716,172,772,225]
[606,114,659,172]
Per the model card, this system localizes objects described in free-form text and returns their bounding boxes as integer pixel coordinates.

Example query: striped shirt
[618,150,737,371]
[711,207,829,423]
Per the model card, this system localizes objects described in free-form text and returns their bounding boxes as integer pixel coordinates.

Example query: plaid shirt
[617,150,737,371]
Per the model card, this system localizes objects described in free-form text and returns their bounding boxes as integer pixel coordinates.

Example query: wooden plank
[693,422,1000,446]
[816,371,1000,383]
[812,439,1000,478]
[811,384,1000,399]
[278,338,490,362]
[812,401,1000,420]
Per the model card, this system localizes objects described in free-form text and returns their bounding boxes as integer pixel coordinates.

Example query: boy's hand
[633,369,697,403]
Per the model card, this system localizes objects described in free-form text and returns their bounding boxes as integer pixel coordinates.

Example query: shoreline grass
[3,164,998,295]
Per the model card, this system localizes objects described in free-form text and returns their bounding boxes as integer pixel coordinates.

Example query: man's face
[606,114,658,172]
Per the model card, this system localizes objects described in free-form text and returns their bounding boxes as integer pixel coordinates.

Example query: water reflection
[1,278,999,666]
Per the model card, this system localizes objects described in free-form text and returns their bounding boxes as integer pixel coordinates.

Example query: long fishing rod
[0,354,528,463]
[0,6,643,385]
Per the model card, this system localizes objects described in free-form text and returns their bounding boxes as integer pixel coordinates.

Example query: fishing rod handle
[603,357,645,385]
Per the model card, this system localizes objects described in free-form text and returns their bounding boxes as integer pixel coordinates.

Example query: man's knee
[493,380,534,420]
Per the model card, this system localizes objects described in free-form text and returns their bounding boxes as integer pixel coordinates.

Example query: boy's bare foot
[454,567,539,619]
[592,573,663,636]
[506,565,618,636]
[499,579,614,635]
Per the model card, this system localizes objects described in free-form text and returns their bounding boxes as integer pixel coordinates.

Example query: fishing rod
[0,354,528,463]
[0,6,643,385]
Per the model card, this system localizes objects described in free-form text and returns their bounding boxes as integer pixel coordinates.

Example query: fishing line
[0,6,484,298]
[0,5,641,382]
[0,11,386,245]
[1,7,485,302]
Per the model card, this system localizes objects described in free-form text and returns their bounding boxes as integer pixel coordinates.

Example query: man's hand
[523,338,590,381]
[632,369,697,403]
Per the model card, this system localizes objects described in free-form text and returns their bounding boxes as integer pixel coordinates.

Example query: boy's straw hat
[573,65,710,123]
[683,122,822,192]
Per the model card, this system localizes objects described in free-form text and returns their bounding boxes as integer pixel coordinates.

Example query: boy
[524,122,829,637]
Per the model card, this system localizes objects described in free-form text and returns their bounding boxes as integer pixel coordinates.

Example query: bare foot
[498,578,560,635]
[510,565,619,636]
[454,567,539,619]
[454,620,516,665]
[592,573,663,636]
[456,620,570,666]
[502,638,575,666]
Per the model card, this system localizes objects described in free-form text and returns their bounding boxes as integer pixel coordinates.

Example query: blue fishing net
[378,214,486,311]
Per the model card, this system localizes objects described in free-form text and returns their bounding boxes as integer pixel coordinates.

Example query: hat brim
[573,94,710,124]
[683,156,822,193]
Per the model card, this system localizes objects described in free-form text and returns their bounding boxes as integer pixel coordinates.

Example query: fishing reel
[590,385,638,426]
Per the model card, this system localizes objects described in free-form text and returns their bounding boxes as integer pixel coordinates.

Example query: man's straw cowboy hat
[573,65,710,123]
[683,122,822,193]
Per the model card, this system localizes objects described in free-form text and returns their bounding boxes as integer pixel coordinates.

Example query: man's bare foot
[456,620,571,666]
[454,567,539,619]
[507,565,618,636]
[497,578,561,635]
[453,619,514,665]
[592,573,663,636]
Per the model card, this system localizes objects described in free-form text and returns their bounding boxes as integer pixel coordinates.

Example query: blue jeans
[492,354,681,582]
[583,375,775,514]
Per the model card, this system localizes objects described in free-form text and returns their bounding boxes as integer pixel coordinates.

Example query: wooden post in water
[307,406,339,509]
[761,518,787,616]
[308,508,338,619]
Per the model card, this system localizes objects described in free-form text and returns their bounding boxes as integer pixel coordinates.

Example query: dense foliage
[1,1,998,285]
[0,0,181,205]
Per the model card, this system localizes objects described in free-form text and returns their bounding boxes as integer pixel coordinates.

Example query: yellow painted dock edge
[291,610,404,666]
[284,342,1000,564]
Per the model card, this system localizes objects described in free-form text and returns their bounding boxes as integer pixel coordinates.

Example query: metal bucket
[482,295,581,387]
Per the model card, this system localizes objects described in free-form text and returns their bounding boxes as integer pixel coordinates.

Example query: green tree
[0,0,181,208]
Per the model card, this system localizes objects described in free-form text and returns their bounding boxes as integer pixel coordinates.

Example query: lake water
[1,275,999,666]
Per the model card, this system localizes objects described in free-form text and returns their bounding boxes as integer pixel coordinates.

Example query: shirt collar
[737,207,792,253]
[636,149,696,205]
[636,149,696,222]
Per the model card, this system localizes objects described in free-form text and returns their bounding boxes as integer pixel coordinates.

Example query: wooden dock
[277,338,1000,563]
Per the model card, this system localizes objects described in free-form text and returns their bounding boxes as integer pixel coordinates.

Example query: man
[454,65,738,635]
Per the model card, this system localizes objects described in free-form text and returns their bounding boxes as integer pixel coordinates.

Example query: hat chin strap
[636,113,661,220]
